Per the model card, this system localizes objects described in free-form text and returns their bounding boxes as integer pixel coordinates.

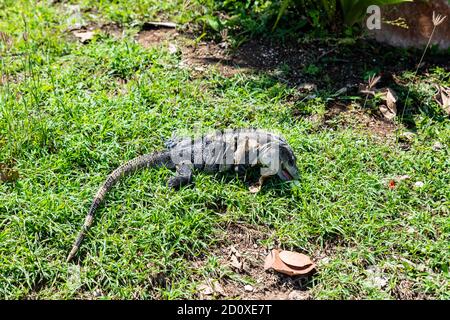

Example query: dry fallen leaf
[331,87,347,97]
[365,266,388,289]
[229,245,240,257]
[198,280,226,296]
[435,85,450,115]
[263,249,276,271]
[383,175,410,187]
[288,290,311,300]
[0,163,19,182]
[198,283,214,295]
[230,255,243,271]
[297,83,317,92]
[379,87,397,120]
[73,30,95,43]
[399,132,416,142]
[212,281,226,296]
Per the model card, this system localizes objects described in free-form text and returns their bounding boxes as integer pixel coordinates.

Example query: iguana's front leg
[249,175,269,193]
[168,163,193,189]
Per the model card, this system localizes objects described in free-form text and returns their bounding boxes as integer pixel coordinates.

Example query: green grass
[0,0,449,299]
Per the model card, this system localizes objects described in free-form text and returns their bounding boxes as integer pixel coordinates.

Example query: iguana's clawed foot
[249,183,262,193]
[248,176,267,194]
[168,163,193,189]
[168,176,191,189]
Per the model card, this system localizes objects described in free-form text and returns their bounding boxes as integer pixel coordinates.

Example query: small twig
[315,47,337,62]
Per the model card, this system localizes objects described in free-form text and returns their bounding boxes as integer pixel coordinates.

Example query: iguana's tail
[66,151,173,262]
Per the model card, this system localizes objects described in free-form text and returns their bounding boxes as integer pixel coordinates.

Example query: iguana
[66,129,300,262]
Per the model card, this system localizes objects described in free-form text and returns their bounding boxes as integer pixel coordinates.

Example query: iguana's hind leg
[168,163,193,189]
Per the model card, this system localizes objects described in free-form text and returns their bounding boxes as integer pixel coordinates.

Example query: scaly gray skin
[66,129,300,262]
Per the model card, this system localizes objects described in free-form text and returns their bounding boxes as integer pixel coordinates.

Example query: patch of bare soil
[101,23,124,39]
[69,23,124,42]
[392,279,428,300]
[136,27,178,48]
[180,41,249,77]
[0,161,19,183]
[134,25,246,77]
[192,223,315,300]
[320,102,398,139]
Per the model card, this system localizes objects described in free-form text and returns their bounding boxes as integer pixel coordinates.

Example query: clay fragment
[279,250,313,268]
[264,249,316,276]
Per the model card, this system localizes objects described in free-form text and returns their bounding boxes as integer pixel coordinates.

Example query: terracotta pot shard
[264,249,316,276]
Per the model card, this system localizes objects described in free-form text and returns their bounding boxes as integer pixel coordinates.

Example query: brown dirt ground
[321,101,398,139]
[190,222,315,300]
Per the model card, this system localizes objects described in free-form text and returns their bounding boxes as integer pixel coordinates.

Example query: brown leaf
[212,281,226,296]
[198,283,214,295]
[0,163,19,182]
[229,245,240,257]
[198,280,226,297]
[230,254,243,271]
[435,85,450,115]
[379,87,397,120]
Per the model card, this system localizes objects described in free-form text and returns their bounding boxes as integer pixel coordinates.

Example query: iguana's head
[258,138,300,181]
[276,141,300,181]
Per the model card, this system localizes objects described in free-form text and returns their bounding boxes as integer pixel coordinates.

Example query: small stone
[93,289,102,297]
[168,43,177,54]
[244,285,254,292]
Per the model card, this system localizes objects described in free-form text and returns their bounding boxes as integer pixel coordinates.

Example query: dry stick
[397,12,447,141]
